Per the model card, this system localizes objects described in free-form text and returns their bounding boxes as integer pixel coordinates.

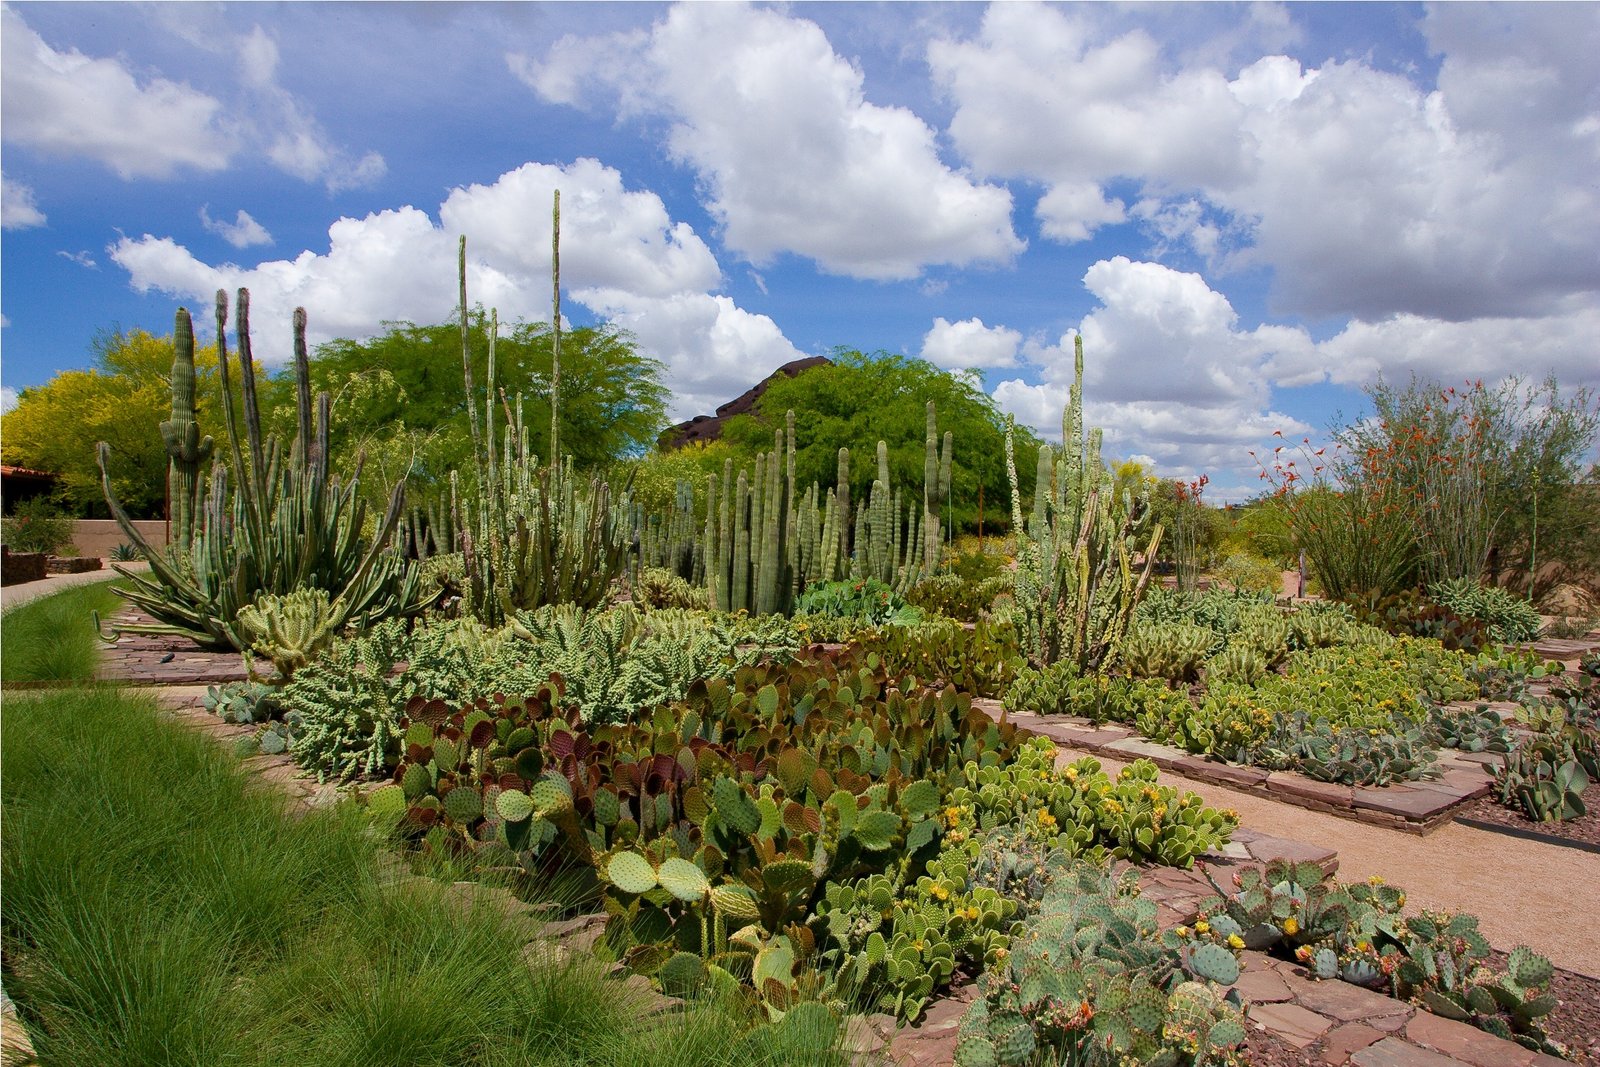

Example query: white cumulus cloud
[108,158,805,418]
[1,386,18,414]
[931,2,1600,323]
[2,174,46,230]
[920,316,1021,371]
[515,3,1023,281]
[199,206,273,249]
[0,5,235,179]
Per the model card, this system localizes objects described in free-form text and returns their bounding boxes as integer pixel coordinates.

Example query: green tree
[259,312,670,510]
[0,330,224,517]
[717,350,1039,533]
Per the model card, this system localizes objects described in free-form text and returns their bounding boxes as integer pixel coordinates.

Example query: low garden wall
[70,518,167,559]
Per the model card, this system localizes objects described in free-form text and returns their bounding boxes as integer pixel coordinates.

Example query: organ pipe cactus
[98,290,425,650]
[1005,335,1162,672]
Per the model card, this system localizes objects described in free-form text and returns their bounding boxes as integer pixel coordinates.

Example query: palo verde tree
[1,329,227,517]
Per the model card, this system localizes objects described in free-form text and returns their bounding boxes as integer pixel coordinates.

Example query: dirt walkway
[1062,746,1600,979]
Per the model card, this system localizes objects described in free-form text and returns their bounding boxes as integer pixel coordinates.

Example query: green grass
[1,688,850,1067]
[1,579,125,683]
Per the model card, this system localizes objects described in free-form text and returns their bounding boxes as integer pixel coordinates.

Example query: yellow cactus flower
[1227,934,1245,950]
[1195,920,1210,934]
[1038,812,1058,829]
[931,884,950,901]
[1283,917,1299,936]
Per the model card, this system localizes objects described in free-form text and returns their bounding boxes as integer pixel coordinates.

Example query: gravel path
[1058,746,1600,979]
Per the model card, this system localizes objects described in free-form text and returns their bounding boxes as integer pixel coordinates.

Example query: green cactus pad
[658,857,710,902]
[404,722,435,749]
[529,777,571,816]
[708,885,761,921]
[495,789,535,823]
[365,783,406,821]
[605,851,658,895]
[854,810,901,850]
[592,788,621,827]
[762,858,816,895]
[401,762,431,800]
[1507,946,1554,988]
[443,787,483,823]
[899,779,938,818]
[713,778,761,835]
[432,736,460,771]
[954,1036,997,1067]
[658,951,706,998]
[1185,942,1240,985]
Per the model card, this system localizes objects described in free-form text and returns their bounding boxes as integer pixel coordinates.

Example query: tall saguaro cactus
[158,307,214,550]
[1006,335,1162,671]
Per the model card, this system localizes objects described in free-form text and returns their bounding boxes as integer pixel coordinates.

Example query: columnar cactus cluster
[98,291,424,650]
[1005,335,1163,672]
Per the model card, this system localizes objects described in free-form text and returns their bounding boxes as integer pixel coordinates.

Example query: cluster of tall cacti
[98,290,425,650]
[449,209,633,626]
[636,400,951,615]
[1005,335,1162,672]
[452,397,631,625]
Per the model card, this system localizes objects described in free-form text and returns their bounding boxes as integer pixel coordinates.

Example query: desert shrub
[1216,551,1283,595]
[1,496,73,554]
[861,617,1020,697]
[905,572,1010,622]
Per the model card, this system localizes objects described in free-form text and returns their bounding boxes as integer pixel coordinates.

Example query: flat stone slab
[1351,1038,1473,1067]
[1249,1001,1333,1047]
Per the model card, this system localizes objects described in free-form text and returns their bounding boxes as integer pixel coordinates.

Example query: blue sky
[3,2,1596,500]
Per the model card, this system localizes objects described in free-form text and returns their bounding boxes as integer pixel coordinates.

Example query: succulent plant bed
[1453,785,1600,852]
[989,700,1497,833]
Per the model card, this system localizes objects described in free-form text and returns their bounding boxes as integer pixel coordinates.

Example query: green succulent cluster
[1425,703,1514,754]
[940,741,1236,869]
[1463,648,1558,703]
[792,577,920,626]
[203,679,287,725]
[1493,703,1597,822]
[859,617,1021,697]
[630,566,711,611]
[955,860,1246,1067]
[1260,711,1439,786]
[1135,587,1276,639]
[97,294,426,651]
[1428,578,1542,644]
[1009,667,1186,728]
[236,587,344,683]
[906,572,1012,622]
[1287,605,1355,649]
[1120,621,1216,685]
[1204,643,1269,687]
[1200,863,1567,1055]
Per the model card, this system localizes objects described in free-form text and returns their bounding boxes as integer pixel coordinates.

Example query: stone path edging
[979,698,1497,834]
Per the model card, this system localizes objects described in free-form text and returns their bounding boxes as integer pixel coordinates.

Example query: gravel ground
[1453,783,1600,850]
